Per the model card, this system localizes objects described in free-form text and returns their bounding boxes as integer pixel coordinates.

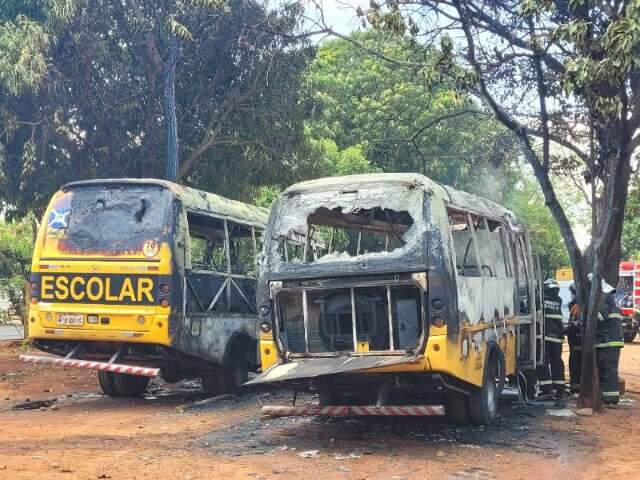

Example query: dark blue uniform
[596,292,624,404]
[536,290,565,394]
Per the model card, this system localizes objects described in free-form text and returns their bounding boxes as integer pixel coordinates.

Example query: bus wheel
[201,366,226,397]
[112,373,150,397]
[98,371,120,397]
[445,391,470,425]
[223,353,249,393]
[469,353,499,426]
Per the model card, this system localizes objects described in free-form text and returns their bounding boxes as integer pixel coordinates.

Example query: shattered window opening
[279,206,413,263]
[472,217,511,278]
[277,285,422,354]
[448,211,482,277]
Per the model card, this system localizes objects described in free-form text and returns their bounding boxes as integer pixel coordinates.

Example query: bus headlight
[260,321,272,333]
[259,304,270,317]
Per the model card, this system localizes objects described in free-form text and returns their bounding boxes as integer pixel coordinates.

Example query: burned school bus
[251,173,540,425]
[22,179,268,397]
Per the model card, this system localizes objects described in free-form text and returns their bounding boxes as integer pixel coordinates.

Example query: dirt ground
[1,342,640,480]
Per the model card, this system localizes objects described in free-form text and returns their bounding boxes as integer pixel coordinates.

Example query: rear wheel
[201,366,226,397]
[445,391,471,425]
[223,353,249,393]
[112,373,150,397]
[98,371,119,397]
[469,353,499,426]
[624,332,637,343]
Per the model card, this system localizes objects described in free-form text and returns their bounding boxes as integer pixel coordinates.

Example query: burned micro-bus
[23,179,268,397]
[252,173,540,425]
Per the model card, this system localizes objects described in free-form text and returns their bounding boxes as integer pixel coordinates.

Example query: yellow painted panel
[259,337,279,371]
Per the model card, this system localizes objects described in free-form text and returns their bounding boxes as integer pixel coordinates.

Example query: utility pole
[163,34,179,182]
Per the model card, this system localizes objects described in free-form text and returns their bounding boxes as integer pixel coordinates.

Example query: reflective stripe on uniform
[538,380,552,385]
[545,336,564,343]
[545,314,563,319]
[552,380,566,385]
[595,341,625,348]
[608,313,623,319]
[598,312,605,321]
[602,391,620,397]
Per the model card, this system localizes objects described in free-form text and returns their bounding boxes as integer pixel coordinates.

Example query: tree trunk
[163,35,180,182]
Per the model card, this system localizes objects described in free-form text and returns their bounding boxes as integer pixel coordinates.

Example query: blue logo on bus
[48,209,71,229]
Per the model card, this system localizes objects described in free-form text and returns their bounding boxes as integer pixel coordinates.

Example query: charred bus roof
[62,178,269,228]
[282,173,519,225]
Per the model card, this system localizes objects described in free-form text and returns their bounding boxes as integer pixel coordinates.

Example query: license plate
[57,314,84,326]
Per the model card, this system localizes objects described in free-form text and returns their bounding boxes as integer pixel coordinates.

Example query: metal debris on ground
[175,394,239,412]
[12,398,56,410]
[298,450,320,458]
[546,409,577,417]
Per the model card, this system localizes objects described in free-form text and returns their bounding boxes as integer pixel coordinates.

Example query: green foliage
[252,185,282,209]
[0,0,311,216]
[0,216,34,318]
[505,177,569,277]
[0,15,49,95]
[303,32,519,196]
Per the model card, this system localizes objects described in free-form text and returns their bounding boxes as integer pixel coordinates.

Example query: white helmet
[544,278,560,290]
[587,273,616,294]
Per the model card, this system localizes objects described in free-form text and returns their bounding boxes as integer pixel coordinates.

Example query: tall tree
[297,0,639,409]
[0,0,311,216]
[304,31,521,198]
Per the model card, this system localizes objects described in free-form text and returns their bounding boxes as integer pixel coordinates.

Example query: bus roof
[62,178,269,228]
[283,173,519,224]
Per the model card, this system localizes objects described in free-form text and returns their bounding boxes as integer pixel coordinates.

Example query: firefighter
[567,283,582,394]
[595,277,624,405]
[536,279,567,397]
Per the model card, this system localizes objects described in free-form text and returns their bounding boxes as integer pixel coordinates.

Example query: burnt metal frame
[274,279,425,358]
[184,212,261,316]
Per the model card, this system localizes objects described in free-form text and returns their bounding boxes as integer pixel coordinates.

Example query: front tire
[445,391,471,425]
[112,373,150,397]
[469,353,499,426]
[98,371,119,397]
[624,332,637,343]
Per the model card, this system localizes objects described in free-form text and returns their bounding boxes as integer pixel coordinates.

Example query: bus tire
[445,391,471,425]
[98,371,120,397]
[222,352,249,393]
[112,373,150,397]
[469,353,499,426]
[201,366,226,397]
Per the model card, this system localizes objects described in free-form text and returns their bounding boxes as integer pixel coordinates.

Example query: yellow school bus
[23,179,268,397]
[249,173,540,425]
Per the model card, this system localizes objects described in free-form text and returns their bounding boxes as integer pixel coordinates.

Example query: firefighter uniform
[536,280,566,395]
[596,291,624,404]
[567,298,582,394]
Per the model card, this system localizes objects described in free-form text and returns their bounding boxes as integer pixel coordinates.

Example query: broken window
[185,212,260,315]
[472,217,511,278]
[277,285,422,354]
[448,211,481,277]
[279,206,413,263]
[514,235,531,315]
[187,213,226,272]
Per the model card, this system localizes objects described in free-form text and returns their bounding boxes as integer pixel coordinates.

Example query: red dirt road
[1,341,640,480]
